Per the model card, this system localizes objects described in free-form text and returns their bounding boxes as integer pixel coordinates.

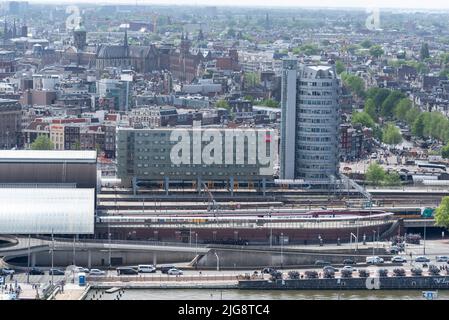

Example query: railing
[86,274,263,282]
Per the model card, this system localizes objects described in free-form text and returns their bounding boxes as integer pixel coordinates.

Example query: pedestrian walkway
[54,284,86,300]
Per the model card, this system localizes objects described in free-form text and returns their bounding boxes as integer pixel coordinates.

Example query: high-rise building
[280,59,340,183]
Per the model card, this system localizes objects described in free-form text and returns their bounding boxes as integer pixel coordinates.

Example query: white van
[366,256,384,264]
[138,265,156,273]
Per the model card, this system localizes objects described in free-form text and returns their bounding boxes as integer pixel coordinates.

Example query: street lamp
[423,219,427,256]
[372,230,376,255]
[27,234,31,284]
[280,232,284,269]
[214,251,220,271]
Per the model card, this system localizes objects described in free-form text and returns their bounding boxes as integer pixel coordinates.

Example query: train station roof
[0,150,97,163]
[0,188,95,234]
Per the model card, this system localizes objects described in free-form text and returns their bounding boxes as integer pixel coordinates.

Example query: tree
[369,45,384,58]
[412,113,426,138]
[31,135,54,150]
[384,172,402,186]
[365,162,386,186]
[352,111,375,128]
[360,39,373,49]
[382,123,402,145]
[260,99,279,108]
[341,73,365,98]
[366,88,390,111]
[335,60,345,75]
[244,72,260,88]
[215,99,230,110]
[381,91,405,117]
[442,142,449,159]
[394,98,412,121]
[420,43,430,61]
[364,98,377,121]
[435,196,449,229]
[405,107,420,125]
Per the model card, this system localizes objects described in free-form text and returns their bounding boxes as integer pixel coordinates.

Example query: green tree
[369,45,384,58]
[366,88,391,111]
[381,91,405,117]
[394,98,412,121]
[215,99,230,110]
[441,142,449,159]
[341,72,365,98]
[420,43,430,61]
[352,111,375,128]
[244,72,260,88]
[30,135,54,150]
[435,196,449,229]
[365,162,386,186]
[384,172,402,186]
[382,123,402,145]
[260,99,279,108]
[412,113,426,138]
[360,39,373,49]
[405,107,420,125]
[364,98,377,121]
[335,60,345,75]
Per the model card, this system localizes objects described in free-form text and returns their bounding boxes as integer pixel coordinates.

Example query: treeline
[349,87,449,147]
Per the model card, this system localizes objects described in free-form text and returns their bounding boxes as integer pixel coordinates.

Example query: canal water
[85,289,449,300]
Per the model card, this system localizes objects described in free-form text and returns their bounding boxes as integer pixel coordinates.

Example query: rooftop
[0,150,97,163]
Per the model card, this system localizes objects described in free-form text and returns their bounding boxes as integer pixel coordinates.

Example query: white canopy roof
[0,188,95,234]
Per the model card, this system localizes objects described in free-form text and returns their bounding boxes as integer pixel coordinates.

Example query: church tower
[73,21,87,51]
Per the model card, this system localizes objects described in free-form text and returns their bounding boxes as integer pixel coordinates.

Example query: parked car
[89,269,106,276]
[49,268,65,276]
[391,256,407,263]
[343,259,355,265]
[138,265,157,273]
[323,266,339,273]
[116,267,138,275]
[342,266,356,272]
[436,256,449,262]
[0,268,15,275]
[29,268,45,275]
[366,256,384,264]
[74,266,89,273]
[262,267,276,274]
[415,256,430,263]
[160,265,176,274]
[167,268,183,276]
[314,260,331,266]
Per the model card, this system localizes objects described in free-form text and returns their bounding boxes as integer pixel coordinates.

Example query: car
[342,266,356,272]
[74,266,90,273]
[314,260,331,266]
[0,268,15,275]
[391,256,407,263]
[366,256,384,264]
[343,259,355,265]
[49,268,65,276]
[436,256,449,262]
[415,256,430,263]
[323,266,339,272]
[389,246,400,254]
[138,265,157,273]
[116,267,138,275]
[29,268,45,275]
[160,265,176,274]
[167,268,183,276]
[262,267,276,274]
[89,269,106,276]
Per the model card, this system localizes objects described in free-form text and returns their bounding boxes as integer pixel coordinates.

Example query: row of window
[299,81,334,87]
[136,171,260,176]
[298,100,335,106]
[299,90,334,96]
[298,118,333,124]
[299,154,332,160]
[297,145,332,151]
[298,127,330,133]
[297,136,332,142]
[298,108,333,114]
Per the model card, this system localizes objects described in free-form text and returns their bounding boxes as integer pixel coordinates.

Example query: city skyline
[13,0,449,10]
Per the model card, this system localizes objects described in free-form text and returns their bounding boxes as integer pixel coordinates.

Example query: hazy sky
[22,0,449,10]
